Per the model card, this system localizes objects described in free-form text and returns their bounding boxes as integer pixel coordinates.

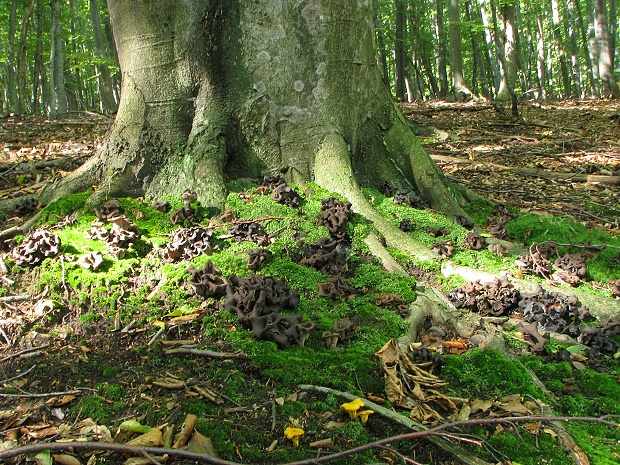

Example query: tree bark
[395,0,408,101]
[7,0,18,114]
[551,0,573,97]
[31,7,44,113]
[40,0,470,226]
[17,0,37,114]
[495,1,519,101]
[49,0,68,116]
[593,0,620,97]
[436,0,450,98]
[89,0,118,113]
[447,0,473,99]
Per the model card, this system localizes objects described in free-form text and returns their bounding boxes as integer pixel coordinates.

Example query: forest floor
[0,101,619,465]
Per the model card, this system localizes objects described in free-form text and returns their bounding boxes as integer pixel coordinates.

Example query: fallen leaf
[52,454,82,465]
[265,440,278,452]
[324,421,346,429]
[118,420,151,434]
[310,438,334,448]
[187,431,220,457]
[152,377,186,389]
[126,428,163,447]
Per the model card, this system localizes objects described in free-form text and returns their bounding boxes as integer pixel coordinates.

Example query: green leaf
[118,419,151,433]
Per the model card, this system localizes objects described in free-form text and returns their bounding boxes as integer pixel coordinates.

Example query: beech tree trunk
[49,0,68,115]
[448,0,473,99]
[40,0,469,223]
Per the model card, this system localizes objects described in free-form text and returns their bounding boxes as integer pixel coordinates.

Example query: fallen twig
[0,364,36,384]
[1,344,49,362]
[163,348,247,359]
[0,389,84,398]
[0,294,31,303]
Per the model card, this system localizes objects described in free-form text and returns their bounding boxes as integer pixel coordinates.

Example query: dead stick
[0,389,83,398]
[163,348,247,359]
[1,344,49,362]
[0,295,31,303]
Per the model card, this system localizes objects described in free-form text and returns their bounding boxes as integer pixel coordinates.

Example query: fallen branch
[0,294,31,303]
[430,154,620,185]
[1,344,49,362]
[0,156,89,174]
[163,348,247,359]
[0,389,84,398]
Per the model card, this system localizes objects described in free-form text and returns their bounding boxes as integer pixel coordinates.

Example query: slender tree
[593,0,620,96]
[17,0,37,114]
[395,0,408,101]
[49,0,68,115]
[496,0,519,101]
[89,0,117,113]
[436,0,450,97]
[448,0,473,98]
[6,0,18,113]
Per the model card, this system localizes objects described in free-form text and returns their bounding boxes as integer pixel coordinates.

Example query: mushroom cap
[297,321,316,333]
[340,398,365,419]
[357,409,374,425]
[284,427,304,440]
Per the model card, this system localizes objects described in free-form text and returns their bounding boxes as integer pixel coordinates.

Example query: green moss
[349,263,416,301]
[36,191,92,225]
[442,349,545,400]
[463,197,495,225]
[484,427,571,465]
[75,395,112,423]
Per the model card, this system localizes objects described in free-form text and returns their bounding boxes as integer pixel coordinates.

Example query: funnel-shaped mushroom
[296,321,316,347]
[357,409,374,425]
[283,427,304,447]
[340,398,365,420]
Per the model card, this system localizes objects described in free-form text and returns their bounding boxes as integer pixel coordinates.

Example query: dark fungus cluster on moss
[12,229,61,266]
[516,242,595,286]
[160,225,215,262]
[446,277,620,360]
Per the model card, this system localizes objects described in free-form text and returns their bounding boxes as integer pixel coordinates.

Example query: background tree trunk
[49,0,68,116]
[40,0,469,223]
[496,1,518,100]
[436,0,450,97]
[89,0,118,113]
[17,0,37,115]
[7,0,18,114]
[593,0,620,97]
[395,0,408,101]
[448,0,473,99]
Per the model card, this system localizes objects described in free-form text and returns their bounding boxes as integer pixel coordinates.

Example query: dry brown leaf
[172,414,198,449]
[470,399,493,413]
[52,454,82,465]
[152,377,186,389]
[497,400,533,416]
[310,438,334,448]
[324,421,346,429]
[126,428,163,447]
[46,395,76,407]
[193,386,224,405]
[187,431,220,457]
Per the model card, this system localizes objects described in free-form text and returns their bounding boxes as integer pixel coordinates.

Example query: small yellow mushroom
[284,427,304,447]
[357,409,374,426]
[340,398,365,420]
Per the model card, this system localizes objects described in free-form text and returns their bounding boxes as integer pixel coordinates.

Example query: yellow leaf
[126,428,163,447]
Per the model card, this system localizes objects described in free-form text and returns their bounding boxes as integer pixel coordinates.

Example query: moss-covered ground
[1,180,619,465]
